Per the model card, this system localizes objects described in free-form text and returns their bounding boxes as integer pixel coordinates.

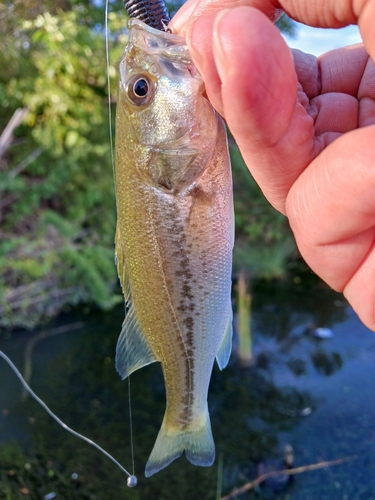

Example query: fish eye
[126,74,155,107]
[134,78,148,97]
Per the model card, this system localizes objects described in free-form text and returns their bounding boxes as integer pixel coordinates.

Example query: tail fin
[145,408,215,477]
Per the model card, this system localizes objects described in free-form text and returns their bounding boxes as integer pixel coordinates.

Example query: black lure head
[123,0,170,31]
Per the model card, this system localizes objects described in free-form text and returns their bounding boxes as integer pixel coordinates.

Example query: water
[1,272,375,499]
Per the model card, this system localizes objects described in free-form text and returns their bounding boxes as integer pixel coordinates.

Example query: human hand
[170,0,375,330]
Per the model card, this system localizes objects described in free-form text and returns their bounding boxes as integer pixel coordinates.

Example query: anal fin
[216,308,233,370]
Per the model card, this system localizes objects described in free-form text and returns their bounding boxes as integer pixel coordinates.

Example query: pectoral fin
[216,308,233,370]
[116,305,158,380]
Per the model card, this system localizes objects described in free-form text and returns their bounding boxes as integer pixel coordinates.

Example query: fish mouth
[128,18,192,65]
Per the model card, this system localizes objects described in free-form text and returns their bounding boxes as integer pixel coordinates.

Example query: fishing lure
[123,0,170,30]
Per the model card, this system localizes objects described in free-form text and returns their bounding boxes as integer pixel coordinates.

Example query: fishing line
[105,0,116,195]
[0,350,137,488]
[128,376,135,476]
[105,0,136,479]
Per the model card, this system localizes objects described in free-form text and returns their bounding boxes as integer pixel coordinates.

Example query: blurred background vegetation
[0,0,297,330]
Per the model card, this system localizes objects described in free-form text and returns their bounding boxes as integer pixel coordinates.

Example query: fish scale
[114,18,234,477]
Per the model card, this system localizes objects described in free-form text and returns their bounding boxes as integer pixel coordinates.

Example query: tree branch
[8,147,42,178]
[219,454,358,500]
[0,108,28,157]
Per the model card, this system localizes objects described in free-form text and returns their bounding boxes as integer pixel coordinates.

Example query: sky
[283,23,363,57]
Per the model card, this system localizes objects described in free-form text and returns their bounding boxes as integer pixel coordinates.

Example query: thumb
[213,7,297,145]
[212,7,314,212]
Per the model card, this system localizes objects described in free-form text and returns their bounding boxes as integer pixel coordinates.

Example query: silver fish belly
[114,18,234,477]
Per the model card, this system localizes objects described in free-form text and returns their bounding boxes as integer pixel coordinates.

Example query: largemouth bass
[114,18,233,477]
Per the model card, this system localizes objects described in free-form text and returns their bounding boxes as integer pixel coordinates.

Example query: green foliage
[0,4,127,328]
[231,142,297,279]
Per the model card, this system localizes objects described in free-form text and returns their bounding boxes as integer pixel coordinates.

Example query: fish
[114,18,234,477]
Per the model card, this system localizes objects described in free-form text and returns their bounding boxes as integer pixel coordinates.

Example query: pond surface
[1,272,375,499]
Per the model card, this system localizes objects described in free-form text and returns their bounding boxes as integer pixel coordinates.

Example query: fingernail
[170,0,200,34]
[212,9,231,85]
